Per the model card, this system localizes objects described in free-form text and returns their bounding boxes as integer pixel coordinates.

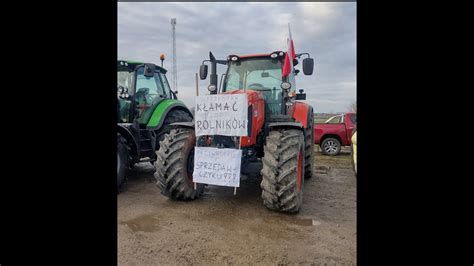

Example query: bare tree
[348,101,356,113]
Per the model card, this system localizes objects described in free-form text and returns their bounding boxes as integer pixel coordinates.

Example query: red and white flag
[282,23,296,78]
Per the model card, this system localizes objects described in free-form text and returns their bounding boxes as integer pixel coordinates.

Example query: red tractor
[154,50,315,213]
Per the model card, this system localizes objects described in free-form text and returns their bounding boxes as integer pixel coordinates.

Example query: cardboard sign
[194,94,248,136]
[193,146,242,187]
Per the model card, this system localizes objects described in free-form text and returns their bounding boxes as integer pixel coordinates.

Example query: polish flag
[282,23,296,78]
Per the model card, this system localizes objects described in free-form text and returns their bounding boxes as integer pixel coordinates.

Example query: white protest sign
[193,146,242,187]
[195,94,248,136]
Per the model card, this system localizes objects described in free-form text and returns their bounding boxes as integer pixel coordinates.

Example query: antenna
[171,18,178,92]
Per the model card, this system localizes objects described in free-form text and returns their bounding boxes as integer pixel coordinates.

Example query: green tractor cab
[117,59,193,190]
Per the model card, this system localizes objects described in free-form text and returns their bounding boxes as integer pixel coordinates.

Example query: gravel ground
[118,147,356,265]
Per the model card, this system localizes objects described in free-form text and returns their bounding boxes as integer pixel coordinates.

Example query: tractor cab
[117,60,176,125]
[223,53,285,117]
[200,51,314,119]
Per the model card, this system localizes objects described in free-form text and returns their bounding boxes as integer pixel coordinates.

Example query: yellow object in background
[351,130,357,175]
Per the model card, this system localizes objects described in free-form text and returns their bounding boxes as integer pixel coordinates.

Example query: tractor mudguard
[117,124,138,157]
[290,101,312,129]
[146,99,193,130]
[169,121,195,128]
[268,121,303,130]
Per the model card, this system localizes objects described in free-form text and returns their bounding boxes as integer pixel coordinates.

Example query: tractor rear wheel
[117,134,129,190]
[304,115,315,179]
[261,129,305,213]
[154,127,204,200]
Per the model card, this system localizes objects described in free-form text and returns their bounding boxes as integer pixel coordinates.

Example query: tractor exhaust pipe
[209,52,218,94]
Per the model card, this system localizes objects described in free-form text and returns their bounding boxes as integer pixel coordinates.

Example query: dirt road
[118,147,356,265]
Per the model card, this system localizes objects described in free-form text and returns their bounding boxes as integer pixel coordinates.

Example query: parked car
[314,112,356,155]
[351,129,357,175]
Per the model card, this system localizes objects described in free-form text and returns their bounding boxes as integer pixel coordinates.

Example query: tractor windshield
[224,58,283,115]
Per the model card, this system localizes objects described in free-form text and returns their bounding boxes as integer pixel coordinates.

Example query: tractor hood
[222,89,265,103]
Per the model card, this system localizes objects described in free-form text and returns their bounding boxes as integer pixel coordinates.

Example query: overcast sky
[118,2,356,113]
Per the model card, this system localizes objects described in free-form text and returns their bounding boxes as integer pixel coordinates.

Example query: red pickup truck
[314,112,357,155]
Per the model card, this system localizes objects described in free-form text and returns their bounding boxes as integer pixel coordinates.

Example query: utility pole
[171,18,177,92]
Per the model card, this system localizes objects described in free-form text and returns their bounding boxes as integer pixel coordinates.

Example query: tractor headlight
[281,82,291,90]
[208,85,217,92]
[270,53,278,59]
[231,56,238,61]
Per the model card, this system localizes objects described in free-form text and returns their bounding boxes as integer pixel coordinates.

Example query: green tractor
[117,59,193,190]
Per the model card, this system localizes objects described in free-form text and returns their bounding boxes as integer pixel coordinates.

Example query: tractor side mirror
[199,64,208,80]
[302,58,314,75]
[144,63,155,77]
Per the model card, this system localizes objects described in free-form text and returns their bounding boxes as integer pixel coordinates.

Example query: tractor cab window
[135,67,166,124]
[224,58,283,115]
[118,71,133,90]
[117,71,134,123]
[159,72,173,99]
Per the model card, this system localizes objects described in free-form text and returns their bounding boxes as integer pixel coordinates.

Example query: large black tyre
[304,112,315,179]
[154,127,204,200]
[321,137,341,155]
[155,109,193,147]
[117,134,129,190]
[261,129,305,213]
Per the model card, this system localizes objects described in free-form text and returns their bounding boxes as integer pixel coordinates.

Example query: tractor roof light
[228,55,240,62]
[271,51,284,58]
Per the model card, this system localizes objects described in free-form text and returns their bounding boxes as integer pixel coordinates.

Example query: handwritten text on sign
[193,146,242,187]
[195,94,248,136]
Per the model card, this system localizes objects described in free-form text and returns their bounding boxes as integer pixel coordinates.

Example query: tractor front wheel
[154,127,204,200]
[261,129,305,213]
[156,109,193,149]
[117,134,129,190]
